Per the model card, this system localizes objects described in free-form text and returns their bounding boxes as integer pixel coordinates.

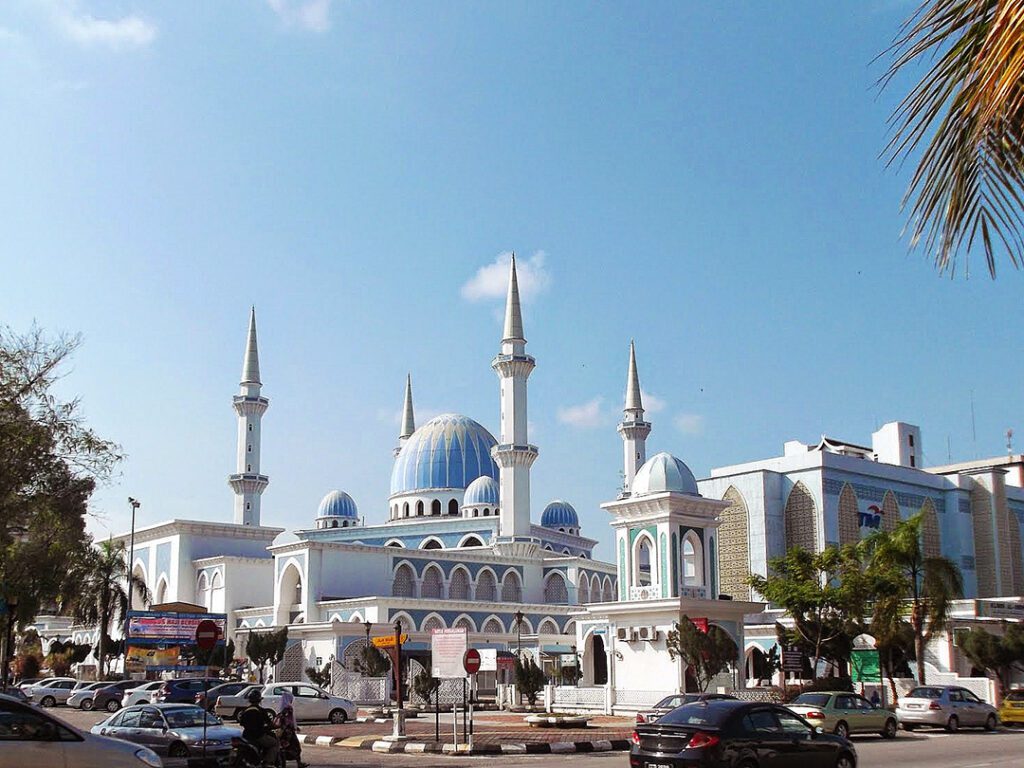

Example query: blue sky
[3,1,1022,561]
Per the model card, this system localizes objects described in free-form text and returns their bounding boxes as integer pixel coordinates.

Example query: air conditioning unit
[616,627,631,641]
[637,626,652,641]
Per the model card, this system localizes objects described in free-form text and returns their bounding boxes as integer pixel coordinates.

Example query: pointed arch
[431,499,442,516]
[210,570,223,589]
[475,568,497,601]
[563,619,576,635]
[591,574,602,602]
[837,483,860,545]
[602,576,614,602]
[452,614,476,632]
[420,563,445,599]
[457,534,485,548]
[390,611,415,632]
[420,613,445,632]
[500,570,522,602]
[154,576,169,605]
[348,613,364,623]
[449,566,471,601]
[515,615,534,634]
[275,560,303,624]
[577,574,590,604]
[632,531,657,587]
[719,487,751,600]
[392,561,416,598]
[131,564,148,610]
[537,618,560,635]
[681,530,704,588]
[481,615,504,634]
[920,498,942,558]
[385,539,406,548]
[543,571,568,604]
[419,536,444,550]
[881,490,900,532]
[783,481,819,553]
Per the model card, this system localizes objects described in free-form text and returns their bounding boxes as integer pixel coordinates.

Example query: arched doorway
[584,632,608,686]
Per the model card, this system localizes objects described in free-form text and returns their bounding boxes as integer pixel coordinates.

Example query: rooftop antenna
[970,389,978,458]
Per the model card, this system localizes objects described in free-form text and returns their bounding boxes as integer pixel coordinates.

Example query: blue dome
[541,500,579,529]
[631,452,699,496]
[390,414,499,496]
[317,490,358,519]
[464,476,500,507]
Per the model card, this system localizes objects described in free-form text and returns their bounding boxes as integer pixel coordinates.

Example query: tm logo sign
[858,504,883,529]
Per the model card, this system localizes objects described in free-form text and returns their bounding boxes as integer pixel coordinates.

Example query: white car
[0,693,162,768]
[25,678,80,707]
[215,683,356,724]
[66,682,111,710]
[122,681,165,707]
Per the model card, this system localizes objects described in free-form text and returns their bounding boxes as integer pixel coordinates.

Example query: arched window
[421,614,444,632]
[920,498,942,558]
[416,500,425,516]
[476,569,497,601]
[882,490,900,532]
[482,616,504,634]
[783,481,819,553]
[634,533,655,587]
[682,532,704,588]
[448,499,459,516]
[403,502,410,518]
[453,615,476,632]
[449,568,470,600]
[431,499,441,516]
[837,484,859,546]
[197,572,210,608]
[501,570,522,602]
[602,577,614,602]
[538,618,559,635]
[421,565,444,599]
[543,544,553,551]
[385,539,405,548]
[421,537,443,550]
[544,572,568,603]
[459,535,484,548]
[331,520,339,528]
[392,563,415,598]
[482,508,490,516]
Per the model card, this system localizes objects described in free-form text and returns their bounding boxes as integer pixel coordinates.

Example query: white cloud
[461,250,551,304]
[640,388,666,414]
[51,3,156,49]
[674,413,705,435]
[557,397,605,429]
[267,0,333,33]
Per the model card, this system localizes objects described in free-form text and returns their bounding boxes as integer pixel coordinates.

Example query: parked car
[93,680,146,713]
[636,693,736,724]
[0,692,162,768]
[195,682,251,712]
[26,678,80,707]
[67,681,112,711]
[15,678,45,689]
[91,703,240,761]
[122,681,165,707]
[212,685,261,719]
[214,682,356,724]
[786,691,898,740]
[153,678,223,705]
[896,685,999,732]
[631,699,856,768]
[0,686,30,704]
[999,689,1024,726]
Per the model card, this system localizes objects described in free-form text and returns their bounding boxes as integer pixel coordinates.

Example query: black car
[154,677,222,704]
[92,680,145,713]
[631,700,856,768]
[195,681,250,711]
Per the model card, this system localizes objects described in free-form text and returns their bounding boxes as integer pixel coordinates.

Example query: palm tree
[884,1,1024,277]
[71,539,150,677]
[863,513,963,685]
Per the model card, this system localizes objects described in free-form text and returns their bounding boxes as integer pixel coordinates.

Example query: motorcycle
[228,735,284,768]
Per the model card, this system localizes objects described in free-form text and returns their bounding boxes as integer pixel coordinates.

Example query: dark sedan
[92,680,144,713]
[631,700,856,768]
[637,693,737,724]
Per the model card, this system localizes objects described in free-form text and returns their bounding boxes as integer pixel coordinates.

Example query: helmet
[247,688,263,704]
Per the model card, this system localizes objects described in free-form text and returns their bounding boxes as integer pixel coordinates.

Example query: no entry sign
[194,619,221,651]
[463,648,481,675]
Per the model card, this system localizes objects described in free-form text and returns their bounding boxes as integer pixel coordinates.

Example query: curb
[297,733,630,755]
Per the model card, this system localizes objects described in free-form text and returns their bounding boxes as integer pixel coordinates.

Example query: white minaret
[394,373,416,458]
[491,255,538,539]
[618,340,651,496]
[228,307,269,526]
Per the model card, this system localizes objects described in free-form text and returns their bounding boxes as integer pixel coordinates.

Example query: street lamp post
[363,620,372,652]
[124,497,140,680]
[392,618,405,739]
[514,611,524,658]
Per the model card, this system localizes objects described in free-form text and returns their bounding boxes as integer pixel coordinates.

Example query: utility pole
[124,497,140,680]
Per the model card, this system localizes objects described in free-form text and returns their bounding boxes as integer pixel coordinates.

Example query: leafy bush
[514,655,546,706]
[412,670,440,703]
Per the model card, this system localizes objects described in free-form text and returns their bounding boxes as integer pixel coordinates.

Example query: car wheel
[329,708,347,724]
[985,714,997,731]
[836,753,855,768]
[882,718,897,739]
[834,721,850,740]
[40,696,55,708]
[81,699,94,711]
[106,699,120,713]
[234,707,243,721]
[168,741,190,758]
[946,715,959,733]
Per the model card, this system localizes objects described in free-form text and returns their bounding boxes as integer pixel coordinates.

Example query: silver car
[92,703,241,761]
[67,681,112,711]
[0,693,162,768]
[897,685,999,732]
[26,678,80,707]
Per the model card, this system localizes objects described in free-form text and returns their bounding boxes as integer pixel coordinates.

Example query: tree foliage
[514,655,546,706]
[305,662,332,689]
[412,669,440,703]
[666,616,739,693]
[352,644,391,677]
[246,628,289,683]
[13,652,42,681]
[960,624,1024,695]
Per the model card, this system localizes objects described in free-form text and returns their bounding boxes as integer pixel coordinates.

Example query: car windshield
[657,702,732,727]
[792,693,831,707]
[164,707,221,728]
[654,696,684,709]
[908,687,944,699]
[1005,691,1024,702]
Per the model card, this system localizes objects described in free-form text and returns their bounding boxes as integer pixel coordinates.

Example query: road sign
[194,619,221,651]
[782,646,804,672]
[372,634,409,649]
[463,648,481,675]
[431,627,468,679]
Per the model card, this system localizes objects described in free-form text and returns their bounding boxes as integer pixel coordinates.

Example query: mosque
[44,256,757,711]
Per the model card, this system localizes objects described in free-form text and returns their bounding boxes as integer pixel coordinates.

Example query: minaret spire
[394,374,416,458]
[491,252,538,540]
[618,339,651,497]
[229,307,269,525]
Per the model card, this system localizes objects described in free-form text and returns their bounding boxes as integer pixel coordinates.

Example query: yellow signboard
[371,634,409,649]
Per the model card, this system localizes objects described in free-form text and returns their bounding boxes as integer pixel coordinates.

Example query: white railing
[614,689,674,707]
[629,585,661,601]
[553,686,606,708]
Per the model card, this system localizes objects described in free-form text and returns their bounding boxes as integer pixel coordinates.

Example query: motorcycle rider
[237,688,280,766]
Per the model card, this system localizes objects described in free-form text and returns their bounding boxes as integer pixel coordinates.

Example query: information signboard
[851,649,881,683]
[126,611,227,646]
[781,646,805,673]
[431,627,468,679]
[478,648,497,672]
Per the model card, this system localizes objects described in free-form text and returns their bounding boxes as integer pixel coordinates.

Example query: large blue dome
[317,490,358,519]
[390,414,499,496]
[464,476,500,507]
[541,500,579,529]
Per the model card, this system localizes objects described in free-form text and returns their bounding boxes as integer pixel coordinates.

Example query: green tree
[353,644,391,677]
[513,655,546,706]
[412,669,440,704]
[71,539,150,677]
[884,1,1024,277]
[749,545,872,678]
[305,662,332,689]
[862,512,962,685]
[14,652,42,681]
[666,616,739,692]
[246,627,288,683]
[960,624,1024,696]
[0,325,121,628]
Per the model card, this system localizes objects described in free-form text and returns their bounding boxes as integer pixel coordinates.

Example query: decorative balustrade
[628,585,661,601]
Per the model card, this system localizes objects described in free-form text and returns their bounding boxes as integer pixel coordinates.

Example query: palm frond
[884,0,1024,277]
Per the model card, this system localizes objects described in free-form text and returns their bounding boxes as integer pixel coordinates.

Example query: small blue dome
[631,452,699,496]
[390,414,499,496]
[541,500,579,529]
[317,490,358,519]
[464,476,500,507]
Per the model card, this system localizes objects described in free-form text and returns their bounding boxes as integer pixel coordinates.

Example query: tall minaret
[394,373,416,458]
[491,255,538,539]
[618,340,651,496]
[228,307,269,526]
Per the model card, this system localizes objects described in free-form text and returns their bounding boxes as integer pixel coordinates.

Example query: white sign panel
[478,648,497,672]
[431,627,468,679]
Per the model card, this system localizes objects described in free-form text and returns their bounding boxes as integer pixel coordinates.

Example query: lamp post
[571,644,579,687]
[514,610,524,658]
[392,618,405,739]
[363,620,372,649]
[124,497,140,680]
